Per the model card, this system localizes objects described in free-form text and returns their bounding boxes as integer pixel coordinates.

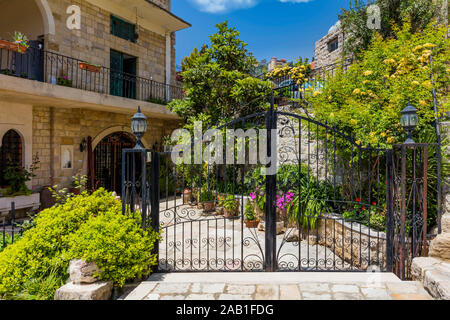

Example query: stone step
[411,256,450,300]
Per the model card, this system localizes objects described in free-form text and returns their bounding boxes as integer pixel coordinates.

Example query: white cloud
[190,0,258,13]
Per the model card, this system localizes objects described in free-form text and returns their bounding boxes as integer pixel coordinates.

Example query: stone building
[0,0,190,209]
[267,57,287,72]
[313,21,345,69]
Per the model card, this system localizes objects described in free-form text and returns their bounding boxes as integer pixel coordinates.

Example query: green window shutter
[110,15,136,43]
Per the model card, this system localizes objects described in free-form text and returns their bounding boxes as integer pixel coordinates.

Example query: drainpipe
[165,32,172,102]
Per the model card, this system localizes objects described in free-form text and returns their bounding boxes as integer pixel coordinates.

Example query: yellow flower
[350,119,358,125]
[381,132,386,138]
[370,131,376,137]
[313,91,322,97]
[363,70,373,76]
[356,140,362,146]
[387,137,395,144]
[413,45,423,52]
[352,88,361,95]
[412,81,420,86]
[423,43,435,48]
[360,91,367,95]
[422,81,432,90]
[363,80,370,85]
[419,100,428,106]
[330,112,335,118]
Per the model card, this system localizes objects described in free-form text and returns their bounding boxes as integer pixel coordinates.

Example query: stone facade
[44,0,175,85]
[314,21,345,68]
[32,106,180,189]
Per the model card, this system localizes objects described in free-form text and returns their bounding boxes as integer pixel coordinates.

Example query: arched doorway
[93,132,135,193]
[0,130,23,187]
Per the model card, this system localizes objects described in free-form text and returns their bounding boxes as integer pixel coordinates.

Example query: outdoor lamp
[131,106,148,149]
[400,102,418,144]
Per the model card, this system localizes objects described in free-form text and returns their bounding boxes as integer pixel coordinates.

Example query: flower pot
[79,62,101,73]
[203,201,215,212]
[0,40,27,54]
[183,189,191,203]
[245,219,260,228]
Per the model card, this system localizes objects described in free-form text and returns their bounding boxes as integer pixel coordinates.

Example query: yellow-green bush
[308,22,449,148]
[0,189,159,300]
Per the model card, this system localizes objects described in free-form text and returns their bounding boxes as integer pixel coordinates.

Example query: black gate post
[265,92,277,272]
[385,149,394,272]
[150,151,160,261]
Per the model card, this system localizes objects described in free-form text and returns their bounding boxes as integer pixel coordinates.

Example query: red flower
[372,202,377,205]
[356,198,361,203]
[362,207,366,211]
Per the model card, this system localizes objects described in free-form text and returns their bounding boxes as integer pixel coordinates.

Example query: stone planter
[0,193,40,220]
[254,203,265,221]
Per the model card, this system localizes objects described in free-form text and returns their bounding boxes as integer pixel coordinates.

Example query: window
[0,130,23,186]
[110,15,137,43]
[328,38,339,53]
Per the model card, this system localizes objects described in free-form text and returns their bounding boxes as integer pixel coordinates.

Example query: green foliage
[287,175,335,230]
[244,202,256,221]
[0,189,160,299]
[199,189,215,202]
[65,208,159,287]
[339,0,441,58]
[308,22,449,149]
[0,233,22,252]
[168,21,273,129]
[2,154,39,197]
[222,195,238,211]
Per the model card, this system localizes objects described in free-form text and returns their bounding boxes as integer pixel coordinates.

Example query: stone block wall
[314,26,345,68]
[32,106,181,189]
[45,0,175,85]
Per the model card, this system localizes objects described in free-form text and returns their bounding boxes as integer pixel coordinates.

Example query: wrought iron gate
[122,104,410,273]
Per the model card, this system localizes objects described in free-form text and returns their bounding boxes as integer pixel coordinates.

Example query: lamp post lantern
[400,102,418,144]
[131,106,148,149]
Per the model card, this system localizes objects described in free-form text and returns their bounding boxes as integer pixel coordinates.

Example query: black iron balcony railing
[0,45,184,104]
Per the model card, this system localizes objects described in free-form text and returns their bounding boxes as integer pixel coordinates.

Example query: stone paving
[124,273,433,300]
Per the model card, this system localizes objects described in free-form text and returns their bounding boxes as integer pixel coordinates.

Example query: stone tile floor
[124,273,433,300]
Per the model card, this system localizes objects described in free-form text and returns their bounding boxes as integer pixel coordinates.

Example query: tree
[167,21,273,130]
[339,0,441,59]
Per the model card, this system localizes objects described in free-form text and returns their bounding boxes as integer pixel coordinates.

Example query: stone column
[165,32,172,101]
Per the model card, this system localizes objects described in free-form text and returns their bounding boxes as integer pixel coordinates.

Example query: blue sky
[171,0,352,68]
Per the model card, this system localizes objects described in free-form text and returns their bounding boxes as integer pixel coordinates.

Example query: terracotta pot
[0,40,26,54]
[245,219,260,228]
[79,62,101,73]
[203,201,215,212]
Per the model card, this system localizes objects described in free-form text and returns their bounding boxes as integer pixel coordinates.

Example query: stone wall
[316,214,386,270]
[32,106,181,189]
[45,0,175,85]
[314,24,345,68]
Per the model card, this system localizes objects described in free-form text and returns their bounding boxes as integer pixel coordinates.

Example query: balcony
[0,45,184,106]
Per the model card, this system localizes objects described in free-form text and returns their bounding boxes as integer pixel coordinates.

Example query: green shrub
[65,208,159,287]
[0,189,160,299]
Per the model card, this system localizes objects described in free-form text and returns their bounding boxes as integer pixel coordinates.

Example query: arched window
[0,130,23,187]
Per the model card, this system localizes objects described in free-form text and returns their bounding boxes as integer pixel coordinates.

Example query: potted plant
[199,189,215,212]
[0,155,40,220]
[250,187,265,221]
[57,73,73,87]
[244,202,260,228]
[223,195,239,218]
[79,62,101,73]
[0,32,29,54]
